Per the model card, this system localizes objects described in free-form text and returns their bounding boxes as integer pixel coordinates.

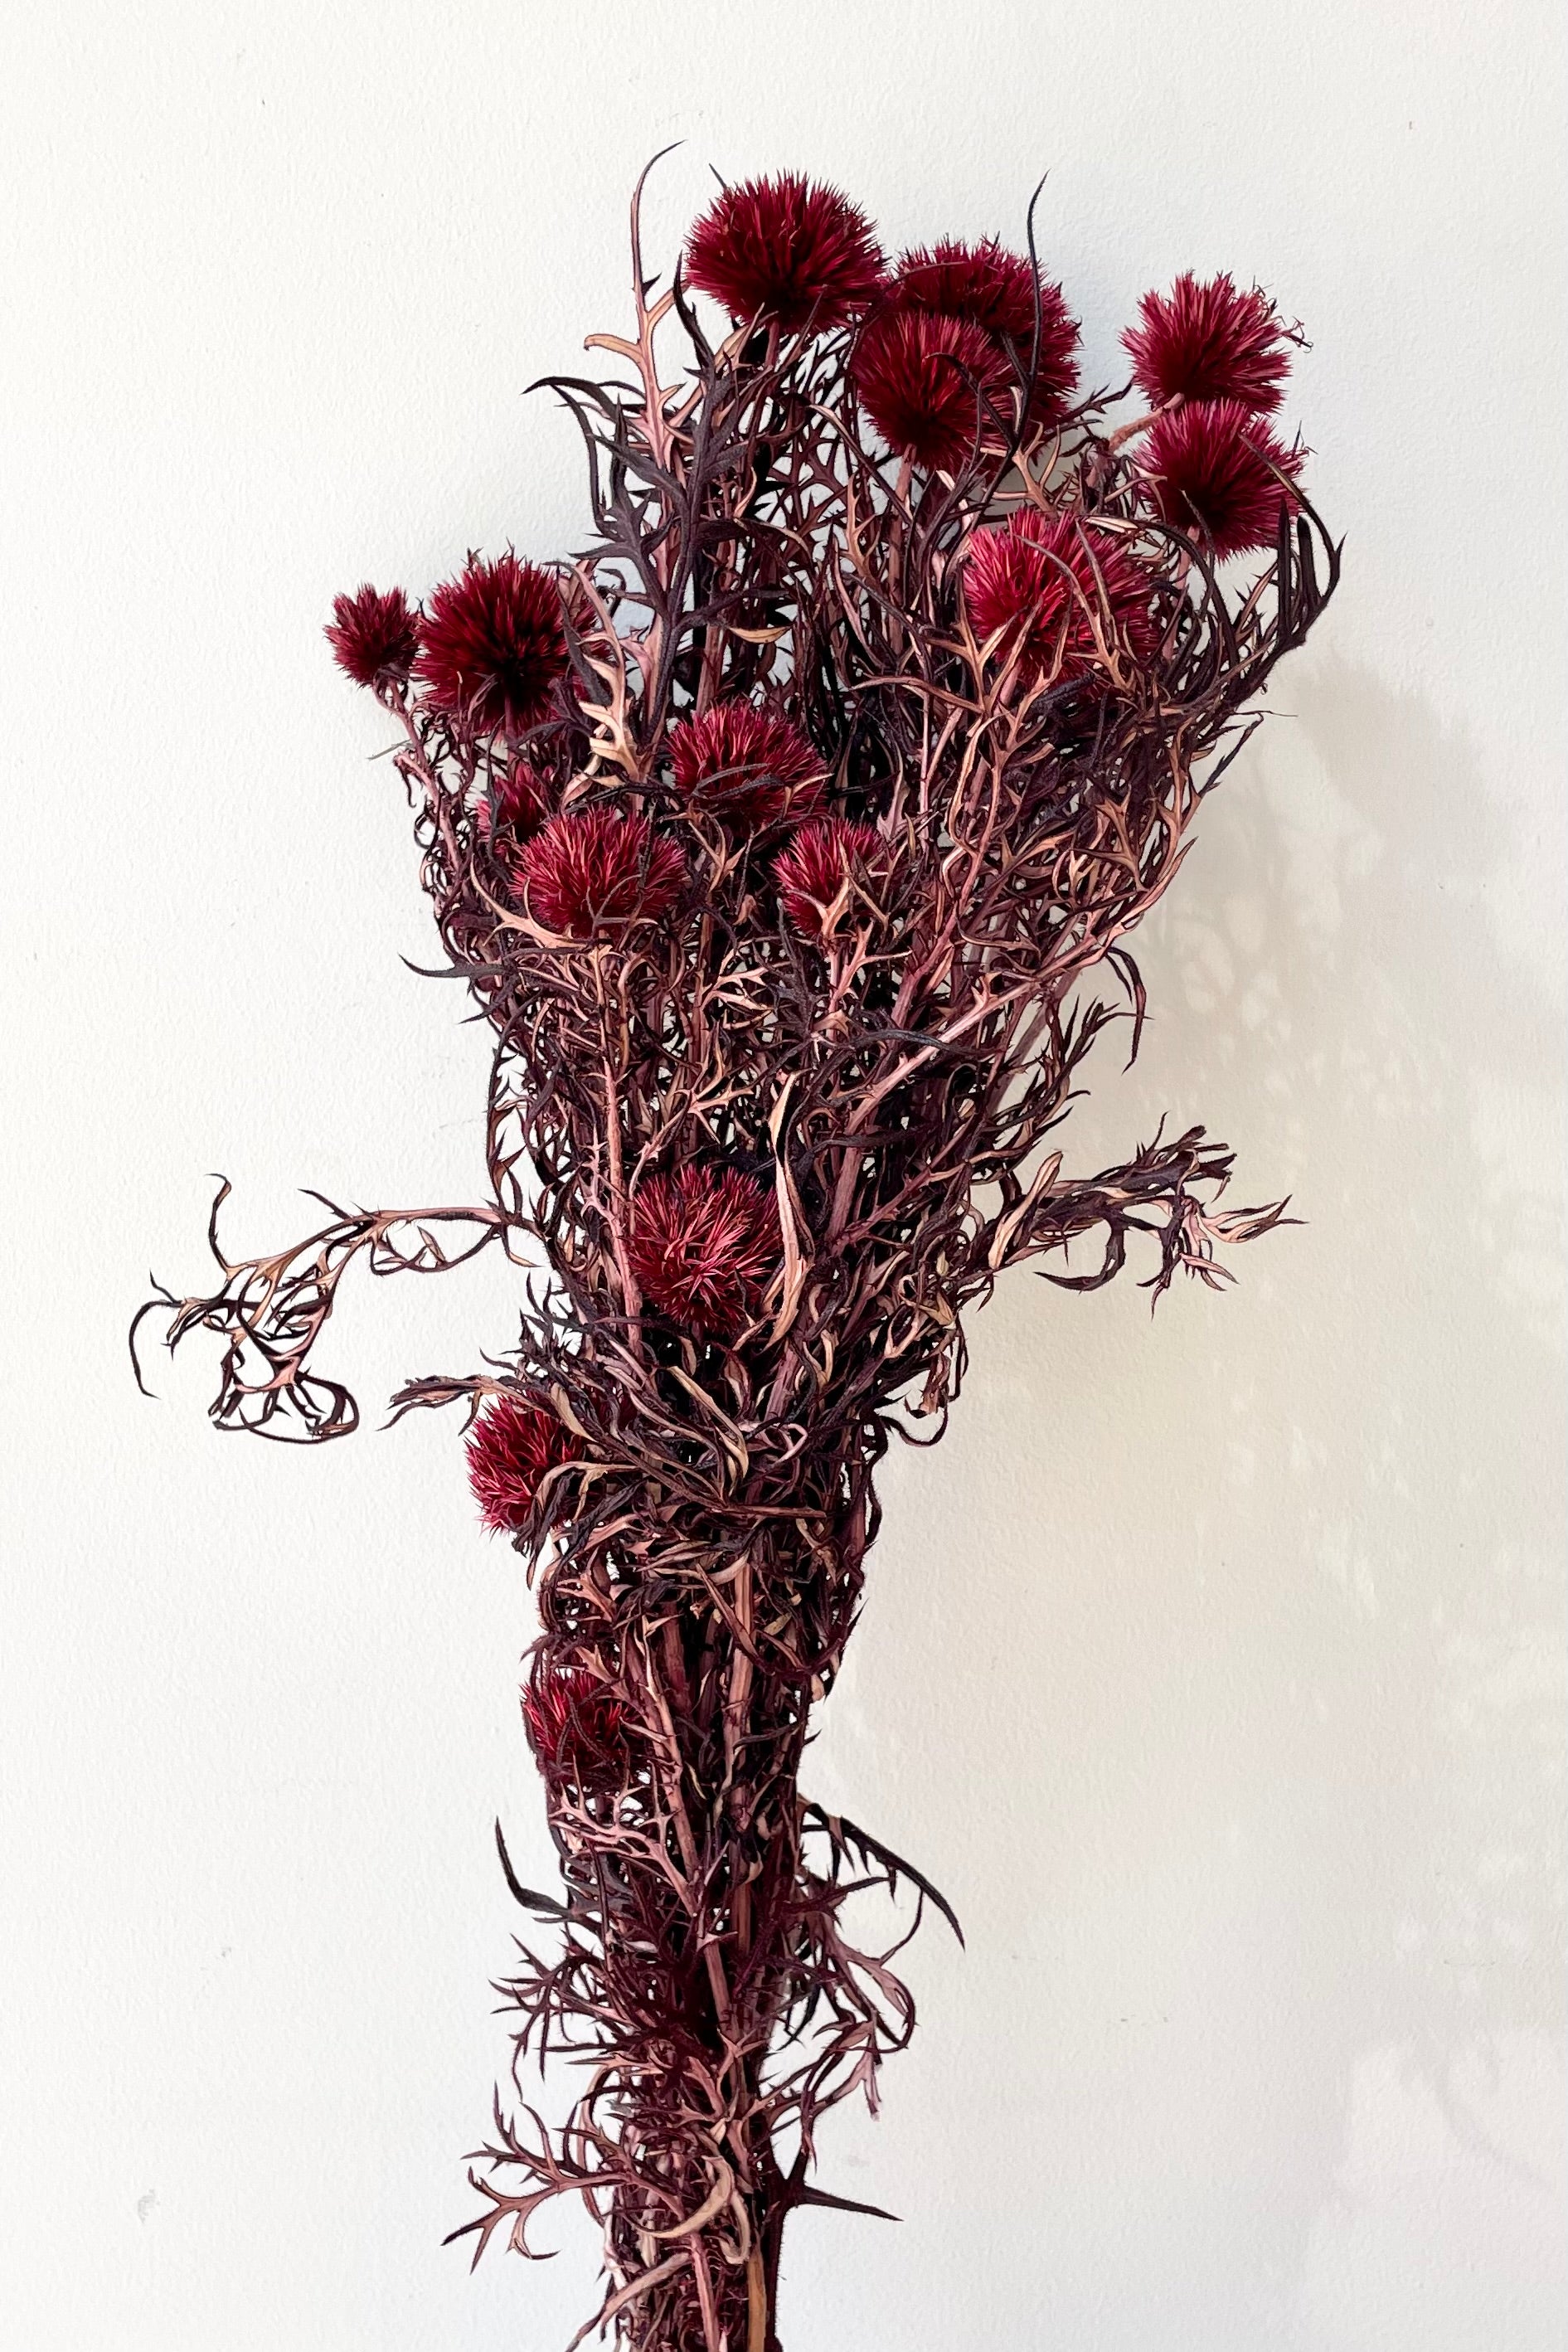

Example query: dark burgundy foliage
[667,702,824,830]
[137,159,1336,2352]
[684,172,885,332]
[1123,270,1298,414]
[1139,397,1303,559]
[964,506,1157,683]
[772,819,885,939]
[850,306,1012,471]
[467,1394,582,1534]
[324,583,421,689]
[627,1164,781,1338]
[514,808,685,938]
[415,552,569,738]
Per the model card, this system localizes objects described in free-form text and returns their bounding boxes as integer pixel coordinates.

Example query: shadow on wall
[801,654,1565,2348]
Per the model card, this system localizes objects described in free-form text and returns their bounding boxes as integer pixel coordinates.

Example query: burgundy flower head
[480,758,555,853]
[1123,272,1297,415]
[965,508,1156,683]
[773,819,885,939]
[522,1663,628,1792]
[628,1164,781,1339]
[415,553,569,738]
[667,702,824,831]
[892,240,1080,424]
[466,1395,582,1535]
[685,173,885,333]
[851,309,1011,473]
[325,584,421,690]
[1139,399,1303,560]
[514,809,685,940]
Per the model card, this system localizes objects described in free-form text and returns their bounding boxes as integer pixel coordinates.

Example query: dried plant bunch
[136,162,1337,2352]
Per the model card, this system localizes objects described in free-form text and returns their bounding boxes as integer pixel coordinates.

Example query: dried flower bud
[685,173,885,332]
[415,552,569,738]
[773,819,885,939]
[964,508,1156,682]
[850,308,1011,473]
[465,1395,582,1535]
[1138,399,1303,560]
[324,584,421,690]
[522,1663,627,1791]
[892,239,1080,424]
[514,809,685,940]
[668,703,824,832]
[480,759,555,854]
[628,1165,781,1339]
[1123,272,1297,415]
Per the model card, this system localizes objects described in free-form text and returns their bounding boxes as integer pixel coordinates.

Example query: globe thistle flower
[667,702,825,832]
[627,1164,781,1339]
[479,759,555,855]
[1138,399,1303,560]
[522,1663,628,1792]
[466,1395,582,1535]
[773,819,885,939]
[850,308,1011,473]
[324,584,421,690]
[1123,272,1297,415]
[892,239,1080,424]
[964,508,1156,682]
[514,809,685,940]
[684,173,885,332]
[415,552,569,738]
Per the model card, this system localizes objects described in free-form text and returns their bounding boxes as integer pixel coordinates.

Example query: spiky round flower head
[514,809,685,940]
[465,1395,582,1535]
[415,552,568,738]
[479,758,554,854]
[850,308,1012,473]
[522,1662,628,1792]
[964,508,1156,683]
[628,1164,781,1339]
[772,819,885,939]
[684,173,885,332]
[324,584,421,690]
[892,240,1080,424]
[1123,273,1296,415]
[1138,399,1303,560]
[667,702,825,832]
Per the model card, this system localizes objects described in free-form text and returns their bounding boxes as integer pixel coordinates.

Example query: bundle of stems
[136,160,1336,2352]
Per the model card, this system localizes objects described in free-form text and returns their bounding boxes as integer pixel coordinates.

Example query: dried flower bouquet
[137,161,1337,2352]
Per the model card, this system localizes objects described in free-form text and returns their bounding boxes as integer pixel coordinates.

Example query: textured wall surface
[2,4,1563,2346]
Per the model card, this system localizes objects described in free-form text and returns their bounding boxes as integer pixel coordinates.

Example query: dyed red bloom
[667,702,824,831]
[466,1395,582,1535]
[1139,399,1303,560]
[628,1165,781,1339]
[415,553,568,737]
[1123,273,1296,415]
[892,240,1080,423]
[964,508,1156,682]
[324,584,421,689]
[851,309,1011,472]
[480,759,555,853]
[515,809,685,939]
[773,819,885,938]
[894,239,1037,339]
[684,173,885,332]
[522,1663,627,1791]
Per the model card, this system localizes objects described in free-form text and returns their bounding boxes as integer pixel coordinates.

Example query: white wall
[2,5,1562,2347]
